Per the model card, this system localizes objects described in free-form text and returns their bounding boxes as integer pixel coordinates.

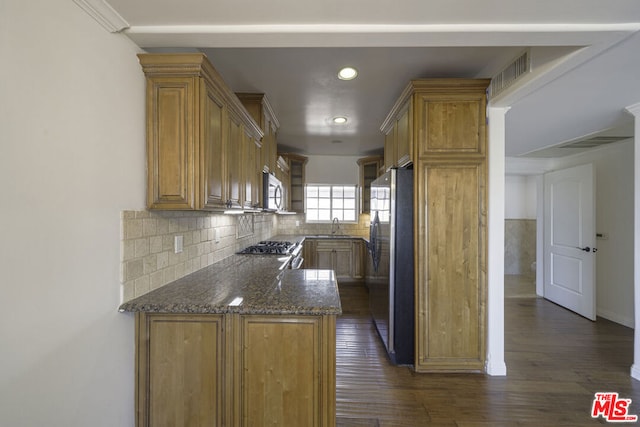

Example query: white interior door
[543,163,596,320]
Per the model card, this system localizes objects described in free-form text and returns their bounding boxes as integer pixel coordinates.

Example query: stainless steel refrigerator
[367,168,414,365]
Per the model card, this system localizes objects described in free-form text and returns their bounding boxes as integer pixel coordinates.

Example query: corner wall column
[626,102,640,381]
[486,106,510,376]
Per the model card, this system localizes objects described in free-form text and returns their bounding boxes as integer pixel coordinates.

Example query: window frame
[304,183,359,224]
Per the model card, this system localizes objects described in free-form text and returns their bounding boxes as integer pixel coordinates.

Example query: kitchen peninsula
[120,245,341,427]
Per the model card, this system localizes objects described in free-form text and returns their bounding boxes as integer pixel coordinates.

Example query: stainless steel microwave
[263,172,284,212]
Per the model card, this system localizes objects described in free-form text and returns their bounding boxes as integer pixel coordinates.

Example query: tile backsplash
[120,211,275,301]
[276,213,371,238]
[505,219,536,276]
[120,210,371,301]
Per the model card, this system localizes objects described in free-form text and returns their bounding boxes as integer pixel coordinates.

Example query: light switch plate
[174,235,183,253]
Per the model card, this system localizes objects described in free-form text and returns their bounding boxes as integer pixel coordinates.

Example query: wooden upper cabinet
[241,128,262,209]
[395,104,411,167]
[202,81,226,210]
[145,76,197,209]
[357,156,383,213]
[237,93,280,175]
[383,126,396,172]
[380,86,412,170]
[279,153,308,213]
[416,92,487,158]
[226,110,243,208]
[139,53,263,211]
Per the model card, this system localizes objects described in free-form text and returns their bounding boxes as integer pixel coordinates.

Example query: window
[305,184,357,222]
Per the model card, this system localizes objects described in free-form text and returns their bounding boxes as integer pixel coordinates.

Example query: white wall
[305,155,360,185]
[549,140,635,327]
[0,2,145,426]
[505,175,537,219]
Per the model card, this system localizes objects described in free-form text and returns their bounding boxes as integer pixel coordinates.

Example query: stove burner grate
[239,240,296,255]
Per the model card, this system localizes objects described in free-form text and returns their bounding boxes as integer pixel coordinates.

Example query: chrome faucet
[331,217,340,235]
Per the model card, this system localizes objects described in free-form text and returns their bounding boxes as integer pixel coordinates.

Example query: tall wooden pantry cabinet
[381,79,490,372]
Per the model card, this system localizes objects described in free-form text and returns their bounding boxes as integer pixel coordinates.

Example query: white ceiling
[96,0,640,157]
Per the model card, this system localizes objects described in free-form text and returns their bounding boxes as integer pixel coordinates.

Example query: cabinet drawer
[315,240,353,251]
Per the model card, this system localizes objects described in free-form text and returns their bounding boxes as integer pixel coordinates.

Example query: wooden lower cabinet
[135,312,336,427]
[306,239,364,282]
[240,315,336,427]
[136,314,225,427]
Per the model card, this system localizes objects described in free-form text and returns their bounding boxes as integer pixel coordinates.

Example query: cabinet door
[202,82,227,210]
[303,240,317,268]
[315,245,334,271]
[137,313,225,427]
[415,93,486,158]
[260,116,276,174]
[383,126,396,172]
[226,111,242,208]
[146,77,197,210]
[333,246,353,280]
[415,162,486,371]
[358,156,383,214]
[315,240,353,281]
[253,139,262,208]
[351,240,364,280]
[395,103,412,167]
[242,129,258,209]
[240,315,335,427]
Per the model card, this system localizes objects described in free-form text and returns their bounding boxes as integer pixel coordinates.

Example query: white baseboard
[631,364,640,381]
[485,356,507,376]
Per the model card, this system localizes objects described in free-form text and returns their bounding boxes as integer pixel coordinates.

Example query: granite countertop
[118,240,342,315]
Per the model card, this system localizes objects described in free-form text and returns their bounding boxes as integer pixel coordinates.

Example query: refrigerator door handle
[370,211,381,272]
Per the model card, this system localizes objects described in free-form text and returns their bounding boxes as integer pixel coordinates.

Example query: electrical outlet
[214,228,220,243]
[295,220,300,227]
[174,235,183,253]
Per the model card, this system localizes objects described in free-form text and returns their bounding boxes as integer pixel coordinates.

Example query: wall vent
[489,49,531,99]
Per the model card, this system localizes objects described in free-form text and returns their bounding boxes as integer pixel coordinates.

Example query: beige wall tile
[142,218,156,237]
[149,236,163,254]
[121,210,277,299]
[125,259,143,281]
[134,238,149,258]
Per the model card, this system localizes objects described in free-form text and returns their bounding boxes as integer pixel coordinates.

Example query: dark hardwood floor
[335,282,640,426]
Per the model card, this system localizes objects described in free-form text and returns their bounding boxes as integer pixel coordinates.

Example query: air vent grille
[522,134,632,158]
[489,50,531,98]
[560,136,630,149]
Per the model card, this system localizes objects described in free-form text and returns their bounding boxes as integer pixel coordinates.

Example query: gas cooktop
[239,240,296,255]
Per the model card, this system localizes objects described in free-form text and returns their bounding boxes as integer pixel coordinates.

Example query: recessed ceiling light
[332,116,347,124]
[338,67,358,80]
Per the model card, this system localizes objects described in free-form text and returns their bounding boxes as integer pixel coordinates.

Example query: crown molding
[73,0,129,33]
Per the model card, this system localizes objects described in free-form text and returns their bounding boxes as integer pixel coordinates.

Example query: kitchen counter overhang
[118,253,342,315]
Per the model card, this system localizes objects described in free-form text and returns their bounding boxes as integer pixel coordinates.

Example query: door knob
[576,246,597,253]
